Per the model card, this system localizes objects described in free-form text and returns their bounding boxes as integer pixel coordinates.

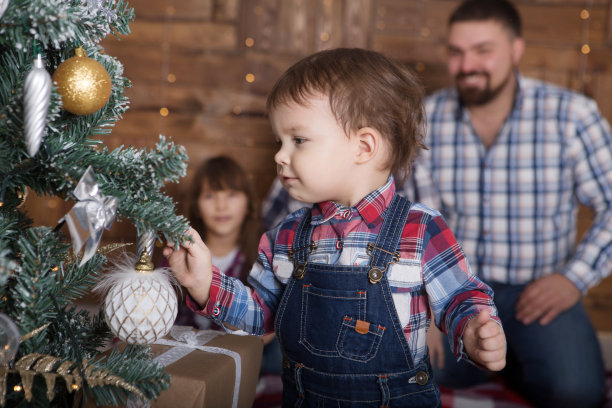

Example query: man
[407,0,609,407]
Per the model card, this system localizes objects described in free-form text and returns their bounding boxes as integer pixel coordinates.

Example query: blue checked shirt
[404,75,612,294]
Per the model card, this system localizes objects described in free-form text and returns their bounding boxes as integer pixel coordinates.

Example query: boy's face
[270,93,358,206]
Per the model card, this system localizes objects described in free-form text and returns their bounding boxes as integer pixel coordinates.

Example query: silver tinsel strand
[24,55,51,157]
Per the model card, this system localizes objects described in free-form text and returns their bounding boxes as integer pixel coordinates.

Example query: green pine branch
[0,0,190,406]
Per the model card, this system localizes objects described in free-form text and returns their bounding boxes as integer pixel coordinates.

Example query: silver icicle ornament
[24,55,51,157]
[0,0,9,20]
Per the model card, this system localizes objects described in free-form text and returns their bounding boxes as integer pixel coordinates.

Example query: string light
[577,1,593,93]
[14,385,22,392]
[245,73,255,83]
[320,32,330,42]
[158,0,174,128]
[245,37,255,47]
[580,9,590,20]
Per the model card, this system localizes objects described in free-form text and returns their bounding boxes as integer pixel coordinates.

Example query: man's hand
[463,310,506,371]
[515,274,581,326]
[163,228,213,307]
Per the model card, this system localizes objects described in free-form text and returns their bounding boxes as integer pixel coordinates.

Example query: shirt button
[341,210,350,219]
[335,240,343,250]
[212,305,221,317]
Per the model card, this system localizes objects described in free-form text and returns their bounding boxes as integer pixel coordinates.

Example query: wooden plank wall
[24,0,612,329]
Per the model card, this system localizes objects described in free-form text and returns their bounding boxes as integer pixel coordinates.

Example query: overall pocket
[337,316,385,362]
[300,284,384,360]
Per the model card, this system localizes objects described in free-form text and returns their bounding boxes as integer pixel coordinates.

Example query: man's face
[446,20,524,106]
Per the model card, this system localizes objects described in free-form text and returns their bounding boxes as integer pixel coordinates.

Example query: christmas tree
[0,0,190,406]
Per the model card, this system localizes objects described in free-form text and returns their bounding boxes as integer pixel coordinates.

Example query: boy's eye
[293,137,306,145]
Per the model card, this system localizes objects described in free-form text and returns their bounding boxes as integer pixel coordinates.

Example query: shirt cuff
[185,265,223,317]
[562,259,593,294]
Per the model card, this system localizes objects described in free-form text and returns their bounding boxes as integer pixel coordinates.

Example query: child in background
[174,155,281,375]
[165,48,506,407]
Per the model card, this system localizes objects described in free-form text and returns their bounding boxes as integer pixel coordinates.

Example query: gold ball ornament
[52,46,111,115]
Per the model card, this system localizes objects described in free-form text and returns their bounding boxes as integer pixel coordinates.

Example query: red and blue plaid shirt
[188,177,498,364]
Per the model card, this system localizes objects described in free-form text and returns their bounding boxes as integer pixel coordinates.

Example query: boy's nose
[274,147,289,166]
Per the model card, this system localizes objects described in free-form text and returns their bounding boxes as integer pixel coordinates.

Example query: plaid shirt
[189,177,498,365]
[404,75,612,294]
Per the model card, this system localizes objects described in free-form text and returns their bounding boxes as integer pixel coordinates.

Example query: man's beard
[456,71,512,106]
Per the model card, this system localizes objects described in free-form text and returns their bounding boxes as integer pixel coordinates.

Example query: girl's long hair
[187,156,260,282]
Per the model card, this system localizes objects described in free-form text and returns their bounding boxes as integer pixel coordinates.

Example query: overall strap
[288,209,316,280]
[367,194,412,284]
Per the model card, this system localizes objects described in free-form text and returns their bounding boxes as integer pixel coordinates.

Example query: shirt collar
[310,176,396,228]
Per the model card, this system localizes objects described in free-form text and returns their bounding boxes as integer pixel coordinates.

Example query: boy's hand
[462,310,506,371]
[163,228,213,307]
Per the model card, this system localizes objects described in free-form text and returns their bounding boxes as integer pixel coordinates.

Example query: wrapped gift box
[90,327,264,408]
[150,329,263,408]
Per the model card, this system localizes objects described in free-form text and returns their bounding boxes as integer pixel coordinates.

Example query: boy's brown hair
[266,48,426,184]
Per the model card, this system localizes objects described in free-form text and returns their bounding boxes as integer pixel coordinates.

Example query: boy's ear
[354,127,381,165]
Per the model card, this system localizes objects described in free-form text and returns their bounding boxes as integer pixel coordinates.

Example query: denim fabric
[433,282,605,408]
[275,195,441,407]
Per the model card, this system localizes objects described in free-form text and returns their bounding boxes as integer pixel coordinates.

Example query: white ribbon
[153,326,243,408]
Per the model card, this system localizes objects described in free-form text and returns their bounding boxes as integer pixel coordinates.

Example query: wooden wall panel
[27,0,612,330]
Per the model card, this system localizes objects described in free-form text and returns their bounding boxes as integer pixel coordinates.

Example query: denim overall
[275,195,441,407]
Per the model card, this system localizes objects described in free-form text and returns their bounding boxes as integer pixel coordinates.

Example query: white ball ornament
[99,251,177,345]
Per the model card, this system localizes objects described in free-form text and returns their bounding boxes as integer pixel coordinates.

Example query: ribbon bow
[169,325,220,347]
[60,166,117,266]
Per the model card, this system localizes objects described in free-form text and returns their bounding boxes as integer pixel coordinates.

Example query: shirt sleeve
[186,230,281,335]
[421,212,500,362]
[563,98,612,293]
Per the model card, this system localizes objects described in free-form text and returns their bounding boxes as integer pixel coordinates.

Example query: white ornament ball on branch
[96,251,178,345]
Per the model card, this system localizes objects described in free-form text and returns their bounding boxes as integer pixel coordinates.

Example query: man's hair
[449,0,522,38]
[266,48,425,184]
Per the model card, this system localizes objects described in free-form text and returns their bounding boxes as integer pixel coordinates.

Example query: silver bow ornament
[60,166,118,265]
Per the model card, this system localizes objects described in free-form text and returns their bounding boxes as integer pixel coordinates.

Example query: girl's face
[198,182,249,240]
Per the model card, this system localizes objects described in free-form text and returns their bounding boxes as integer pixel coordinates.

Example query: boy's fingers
[479,333,506,351]
[478,320,503,339]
